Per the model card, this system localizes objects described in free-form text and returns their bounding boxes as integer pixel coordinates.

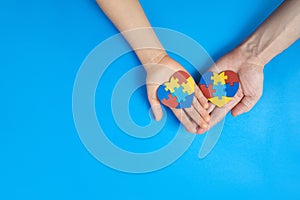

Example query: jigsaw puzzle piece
[212,82,226,99]
[157,84,172,101]
[157,70,195,109]
[199,72,214,87]
[162,94,179,108]
[208,96,232,107]
[225,82,239,97]
[173,71,190,84]
[172,86,188,103]
[199,84,215,98]
[177,93,194,108]
[211,72,228,85]
[164,76,180,93]
[181,76,194,95]
[224,70,239,86]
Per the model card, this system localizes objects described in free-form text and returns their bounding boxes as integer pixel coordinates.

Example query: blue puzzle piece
[225,82,239,97]
[200,72,214,87]
[157,85,172,101]
[213,82,226,99]
[172,86,188,103]
[177,93,194,108]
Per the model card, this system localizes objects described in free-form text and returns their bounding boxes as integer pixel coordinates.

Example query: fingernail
[197,128,205,134]
[186,128,196,133]
[234,111,243,117]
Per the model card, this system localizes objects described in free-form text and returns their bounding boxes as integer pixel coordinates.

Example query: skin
[97,0,210,133]
[198,0,300,134]
[97,0,300,134]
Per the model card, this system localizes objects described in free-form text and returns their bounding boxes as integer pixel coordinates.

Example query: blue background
[1,0,299,199]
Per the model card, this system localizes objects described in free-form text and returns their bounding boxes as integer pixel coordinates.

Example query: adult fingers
[207,102,215,114]
[200,88,244,133]
[231,95,260,116]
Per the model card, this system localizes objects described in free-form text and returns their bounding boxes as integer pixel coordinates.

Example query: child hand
[145,55,210,133]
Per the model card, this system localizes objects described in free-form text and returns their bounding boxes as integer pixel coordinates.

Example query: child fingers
[194,85,209,109]
[184,106,208,129]
[192,98,210,123]
[172,109,197,133]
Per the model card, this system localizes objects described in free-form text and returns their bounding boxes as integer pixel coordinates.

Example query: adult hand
[197,48,264,134]
[145,55,211,133]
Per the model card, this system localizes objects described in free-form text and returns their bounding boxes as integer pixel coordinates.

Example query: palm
[198,51,264,134]
[238,64,264,110]
[145,55,210,133]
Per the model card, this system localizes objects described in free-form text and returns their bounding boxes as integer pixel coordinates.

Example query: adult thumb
[231,96,257,116]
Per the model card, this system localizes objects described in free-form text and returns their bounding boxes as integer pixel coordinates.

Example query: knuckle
[200,121,207,128]
[242,101,251,112]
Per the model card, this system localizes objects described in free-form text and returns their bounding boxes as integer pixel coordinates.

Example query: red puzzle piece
[224,71,239,86]
[199,84,216,98]
[173,71,190,84]
[162,94,179,108]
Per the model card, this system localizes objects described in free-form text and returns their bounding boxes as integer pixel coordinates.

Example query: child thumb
[148,97,163,121]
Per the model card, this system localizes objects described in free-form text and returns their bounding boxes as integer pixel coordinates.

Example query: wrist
[236,40,266,69]
[138,49,168,72]
[136,49,167,64]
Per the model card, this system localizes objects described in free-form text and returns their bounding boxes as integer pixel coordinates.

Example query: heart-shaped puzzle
[157,71,195,109]
[199,70,240,107]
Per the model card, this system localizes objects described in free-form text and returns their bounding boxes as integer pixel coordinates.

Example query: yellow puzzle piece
[181,77,194,95]
[208,96,232,107]
[211,72,228,85]
[164,76,180,93]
